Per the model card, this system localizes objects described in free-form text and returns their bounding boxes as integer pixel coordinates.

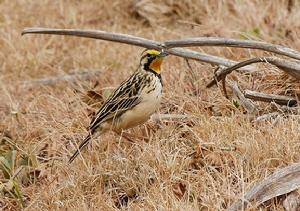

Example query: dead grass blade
[227,162,300,211]
[244,90,297,106]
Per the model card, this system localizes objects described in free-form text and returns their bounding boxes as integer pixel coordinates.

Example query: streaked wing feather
[89,73,143,132]
[89,96,140,131]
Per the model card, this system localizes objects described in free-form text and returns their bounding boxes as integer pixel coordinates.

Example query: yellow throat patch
[149,57,163,74]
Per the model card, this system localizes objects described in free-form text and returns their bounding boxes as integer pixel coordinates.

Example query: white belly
[115,80,162,131]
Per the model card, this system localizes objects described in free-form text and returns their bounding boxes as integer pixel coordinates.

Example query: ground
[1,0,300,210]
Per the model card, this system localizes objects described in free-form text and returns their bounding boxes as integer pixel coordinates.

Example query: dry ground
[1,0,300,210]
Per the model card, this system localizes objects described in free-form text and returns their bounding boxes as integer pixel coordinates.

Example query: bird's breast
[115,77,162,131]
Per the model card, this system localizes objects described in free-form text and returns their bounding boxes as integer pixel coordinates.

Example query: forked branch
[22,27,255,72]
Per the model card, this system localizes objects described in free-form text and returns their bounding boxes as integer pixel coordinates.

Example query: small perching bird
[69,49,168,163]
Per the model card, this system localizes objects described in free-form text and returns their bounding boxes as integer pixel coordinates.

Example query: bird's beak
[157,51,169,58]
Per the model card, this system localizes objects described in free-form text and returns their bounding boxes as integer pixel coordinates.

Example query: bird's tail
[68,133,92,163]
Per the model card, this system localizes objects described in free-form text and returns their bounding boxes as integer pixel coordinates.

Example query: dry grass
[1,0,300,210]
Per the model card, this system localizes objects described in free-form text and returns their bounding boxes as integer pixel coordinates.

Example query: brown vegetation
[1,0,300,210]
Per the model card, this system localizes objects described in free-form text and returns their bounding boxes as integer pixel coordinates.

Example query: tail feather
[69,134,92,163]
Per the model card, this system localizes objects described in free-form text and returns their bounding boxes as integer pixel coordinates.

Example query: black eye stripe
[140,53,157,63]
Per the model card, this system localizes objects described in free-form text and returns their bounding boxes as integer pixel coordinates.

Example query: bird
[69,49,168,163]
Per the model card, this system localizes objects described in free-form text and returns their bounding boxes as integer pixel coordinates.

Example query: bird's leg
[119,131,135,142]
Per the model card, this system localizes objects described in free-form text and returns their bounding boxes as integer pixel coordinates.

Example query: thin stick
[255,112,280,122]
[21,27,256,72]
[207,57,300,87]
[165,37,300,61]
[244,90,297,106]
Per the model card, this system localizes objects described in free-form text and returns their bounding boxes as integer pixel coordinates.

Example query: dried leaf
[228,162,300,211]
[172,182,186,199]
[283,190,300,211]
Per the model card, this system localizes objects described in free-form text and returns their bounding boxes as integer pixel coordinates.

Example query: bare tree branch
[207,57,300,88]
[165,37,300,60]
[244,90,297,106]
[22,27,162,50]
[21,27,255,72]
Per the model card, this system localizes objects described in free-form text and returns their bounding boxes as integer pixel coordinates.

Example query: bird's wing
[69,93,140,163]
[89,96,140,132]
[88,70,144,132]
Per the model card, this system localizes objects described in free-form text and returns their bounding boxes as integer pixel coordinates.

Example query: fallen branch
[244,90,297,106]
[165,37,300,61]
[20,69,102,88]
[229,81,258,114]
[227,162,300,211]
[207,57,300,87]
[21,27,255,72]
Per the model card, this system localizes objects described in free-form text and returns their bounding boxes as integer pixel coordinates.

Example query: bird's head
[140,49,168,74]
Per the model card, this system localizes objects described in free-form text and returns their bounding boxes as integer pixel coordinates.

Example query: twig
[165,37,300,61]
[184,58,196,78]
[207,57,300,87]
[270,102,300,114]
[244,90,297,106]
[222,74,228,98]
[20,69,102,88]
[227,162,300,211]
[255,112,280,122]
[21,27,256,72]
[229,81,258,114]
